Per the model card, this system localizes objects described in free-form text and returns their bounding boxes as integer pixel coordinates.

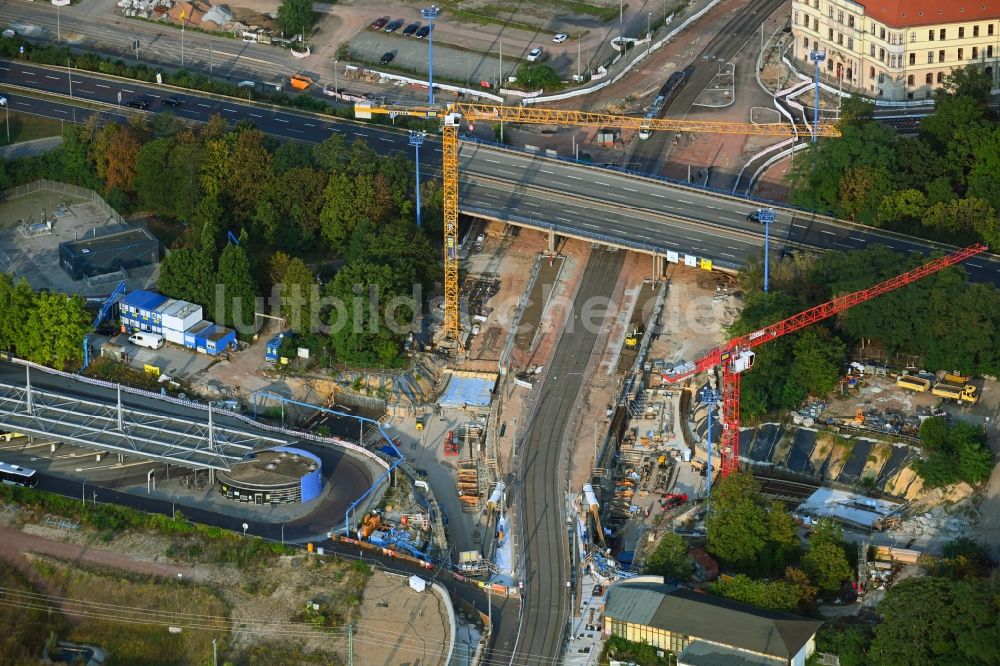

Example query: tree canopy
[643,532,693,582]
[0,274,91,369]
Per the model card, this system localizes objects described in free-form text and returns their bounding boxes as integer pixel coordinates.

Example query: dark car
[369,16,389,30]
[161,95,183,107]
[384,18,404,33]
[379,51,395,65]
[415,25,431,39]
[124,98,149,110]
[402,22,420,36]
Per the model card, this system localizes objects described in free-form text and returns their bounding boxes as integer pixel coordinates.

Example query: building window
[878,71,884,83]
[814,18,819,31]
[814,40,818,51]
[907,74,915,85]
[974,25,981,37]
[828,5,833,18]
[989,45,994,58]
[925,72,933,84]
[804,36,809,48]
[959,27,965,38]
[871,44,877,56]
[828,59,834,71]
[880,27,886,40]
[838,33,844,45]
[929,29,934,41]
[939,28,946,40]
[870,66,876,78]
[837,9,843,23]
[848,37,853,50]
[848,16,855,28]
[871,22,876,34]
[909,52,916,65]
[910,31,916,42]
[939,49,945,62]
[928,51,934,63]
[989,25,995,36]
[829,27,834,40]
[973,46,979,59]
[880,48,886,62]
[937,71,944,83]
[958,48,964,60]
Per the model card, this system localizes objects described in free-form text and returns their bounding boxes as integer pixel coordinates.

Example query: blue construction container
[265,332,296,362]
[183,320,236,356]
[119,290,168,333]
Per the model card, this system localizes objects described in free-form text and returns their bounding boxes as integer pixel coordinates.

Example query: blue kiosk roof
[122,290,168,312]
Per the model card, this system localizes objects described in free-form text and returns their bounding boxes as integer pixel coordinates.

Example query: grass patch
[548,0,623,21]
[29,556,230,665]
[0,563,65,664]
[599,635,672,665]
[0,111,66,146]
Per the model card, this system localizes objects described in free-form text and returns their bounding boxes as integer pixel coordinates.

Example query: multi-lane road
[3,60,998,284]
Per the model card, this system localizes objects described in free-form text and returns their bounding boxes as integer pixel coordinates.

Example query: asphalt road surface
[3,61,996,285]
[630,0,789,174]
[511,248,625,666]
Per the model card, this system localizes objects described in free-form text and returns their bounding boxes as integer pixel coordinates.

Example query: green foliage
[0,563,65,664]
[705,473,799,576]
[327,261,408,366]
[0,276,90,369]
[921,537,994,580]
[216,235,257,331]
[276,0,316,37]
[869,577,1000,665]
[517,64,562,90]
[814,623,872,666]
[708,574,801,612]
[789,66,1000,249]
[600,635,672,665]
[914,417,993,487]
[643,532,693,581]
[801,541,853,595]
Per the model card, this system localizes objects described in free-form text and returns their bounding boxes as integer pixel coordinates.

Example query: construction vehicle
[662,244,987,478]
[896,374,931,394]
[290,74,312,90]
[932,373,979,405]
[624,325,641,349]
[0,431,25,442]
[354,100,840,344]
[415,414,425,431]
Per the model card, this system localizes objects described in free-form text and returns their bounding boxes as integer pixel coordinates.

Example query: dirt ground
[0,512,448,663]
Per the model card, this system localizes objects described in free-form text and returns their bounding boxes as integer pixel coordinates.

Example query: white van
[129,332,164,349]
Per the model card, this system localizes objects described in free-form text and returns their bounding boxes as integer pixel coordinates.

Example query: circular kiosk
[216,446,322,505]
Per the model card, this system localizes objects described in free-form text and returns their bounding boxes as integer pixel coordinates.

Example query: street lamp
[699,387,721,500]
[334,58,339,95]
[808,50,827,143]
[647,12,652,56]
[757,208,776,292]
[409,130,426,227]
[242,522,249,537]
[421,5,440,105]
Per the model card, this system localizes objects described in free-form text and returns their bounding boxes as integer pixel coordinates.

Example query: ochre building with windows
[603,579,824,666]
[791,0,1000,101]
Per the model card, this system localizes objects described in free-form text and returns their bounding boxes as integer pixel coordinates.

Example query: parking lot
[92,332,216,378]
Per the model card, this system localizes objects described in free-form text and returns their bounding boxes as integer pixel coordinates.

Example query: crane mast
[665,243,988,477]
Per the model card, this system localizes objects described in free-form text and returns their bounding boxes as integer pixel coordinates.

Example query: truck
[896,374,931,394]
[931,373,979,405]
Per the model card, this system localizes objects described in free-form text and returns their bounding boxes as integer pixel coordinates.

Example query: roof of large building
[122,289,168,312]
[605,582,824,660]
[860,1,1000,28]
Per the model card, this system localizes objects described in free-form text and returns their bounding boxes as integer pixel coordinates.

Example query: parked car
[552,33,568,43]
[402,22,420,36]
[161,95,183,107]
[128,332,164,349]
[380,51,395,65]
[369,16,389,30]
[384,18,404,33]
[415,25,431,39]
[527,47,543,62]
[124,97,149,109]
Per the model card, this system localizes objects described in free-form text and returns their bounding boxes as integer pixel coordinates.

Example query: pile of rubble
[898,505,972,538]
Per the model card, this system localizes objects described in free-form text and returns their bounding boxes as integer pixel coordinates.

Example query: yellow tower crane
[355,101,841,343]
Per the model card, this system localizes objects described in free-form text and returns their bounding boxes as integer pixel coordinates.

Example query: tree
[934,64,994,104]
[133,137,173,213]
[707,574,800,612]
[914,418,993,487]
[223,127,272,223]
[215,237,257,332]
[276,0,315,39]
[869,577,1000,666]
[319,172,397,249]
[759,501,801,574]
[0,275,34,353]
[705,473,768,572]
[276,257,319,333]
[643,533,693,582]
[12,290,91,369]
[921,538,994,580]
[91,122,143,194]
[815,623,872,666]
[327,261,405,366]
[873,188,927,228]
[801,541,852,595]
[838,95,875,124]
[781,566,818,612]
[784,327,846,405]
[838,164,891,224]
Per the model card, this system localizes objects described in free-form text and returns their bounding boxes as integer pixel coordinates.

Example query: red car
[660,493,689,509]
[369,16,389,30]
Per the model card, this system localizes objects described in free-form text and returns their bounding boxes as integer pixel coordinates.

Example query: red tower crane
[664,243,988,478]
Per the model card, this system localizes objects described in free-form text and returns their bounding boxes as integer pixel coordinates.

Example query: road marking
[706,205,719,210]
[330,128,343,132]
[622,186,637,192]
[304,122,315,127]
[819,230,835,235]
[249,113,262,118]
[75,89,91,94]
[51,108,67,114]
[434,147,442,152]
[379,137,394,142]
[834,242,852,248]
[792,223,806,228]
[288,128,304,134]
[96,83,109,88]
[485,159,500,163]
[567,174,582,180]
[495,169,518,176]
[849,236,864,241]
[721,252,736,258]
[72,79,84,84]
[45,75,59,80]
[580,222,600,229]
[0,67,7,71]
[197,103,210,107]
[677,199,694,204]
[121,88,134,93]
[13,102,31,107]
[967,262,983,268]
[20,70,34,75]
[540,169,554,174]
[649,193,665,198]
[274,118,289,123]
[222,108,237,113]
[556,217,572,222]
[594,181,609,186]
[353,132,365,136]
